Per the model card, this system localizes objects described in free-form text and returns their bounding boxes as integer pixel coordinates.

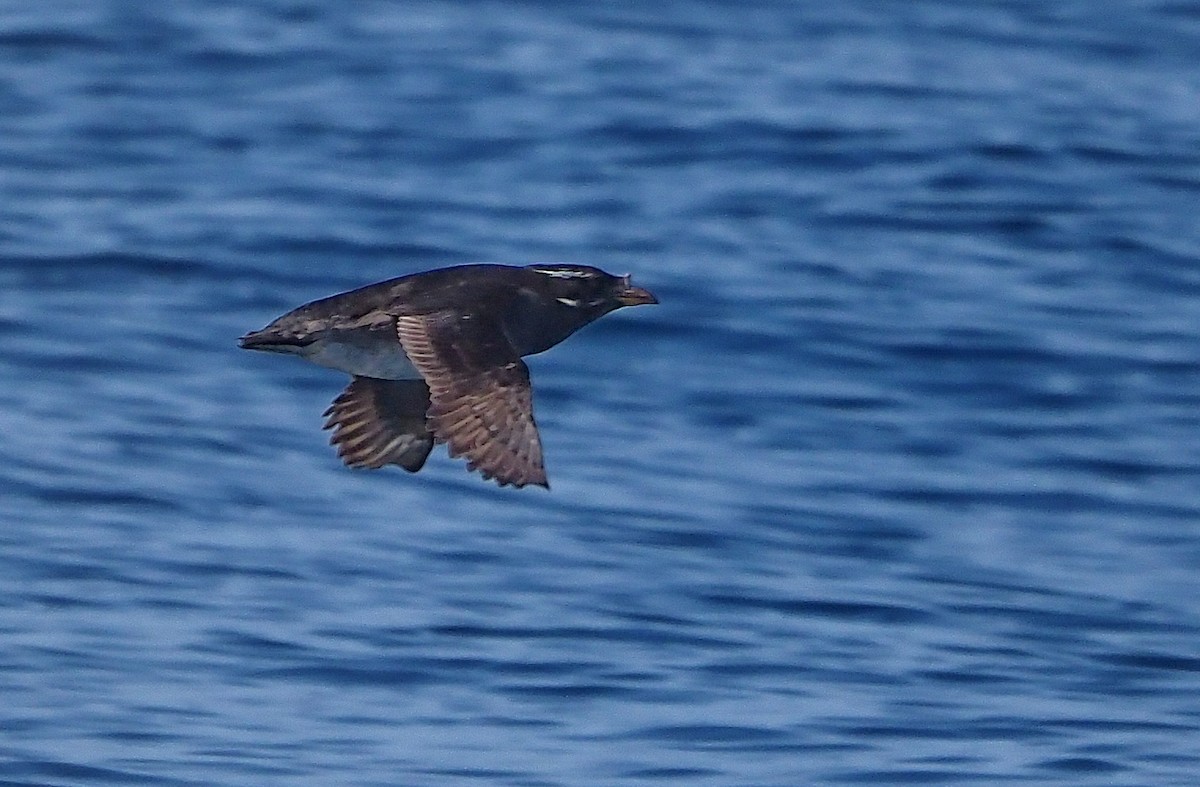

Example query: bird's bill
[615,277,659,306]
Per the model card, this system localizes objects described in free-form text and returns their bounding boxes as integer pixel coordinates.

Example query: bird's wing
[395,312,547,488]
[322,376,434,472]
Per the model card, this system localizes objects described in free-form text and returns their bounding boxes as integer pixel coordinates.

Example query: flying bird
[239,264,658,488]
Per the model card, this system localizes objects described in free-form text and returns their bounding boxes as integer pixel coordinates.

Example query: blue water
[3,1,1200,784]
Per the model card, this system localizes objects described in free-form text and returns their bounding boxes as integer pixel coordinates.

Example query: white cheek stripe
[556,297,580,307]
[533,267,594,279]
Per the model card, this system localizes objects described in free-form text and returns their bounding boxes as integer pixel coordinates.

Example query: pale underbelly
[300,339,421,380]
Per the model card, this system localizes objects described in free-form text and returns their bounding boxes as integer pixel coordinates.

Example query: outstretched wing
[395,312,547,488]
[322,376,434,472]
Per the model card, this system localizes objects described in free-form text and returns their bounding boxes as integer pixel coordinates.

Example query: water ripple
[1,0,1199,785]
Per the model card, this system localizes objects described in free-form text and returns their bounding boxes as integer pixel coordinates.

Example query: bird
[239,263,658,488]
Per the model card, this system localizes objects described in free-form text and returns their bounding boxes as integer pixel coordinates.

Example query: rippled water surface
[3,2,1200,785]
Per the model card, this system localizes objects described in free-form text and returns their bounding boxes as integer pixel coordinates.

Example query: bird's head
[526,264,658,320]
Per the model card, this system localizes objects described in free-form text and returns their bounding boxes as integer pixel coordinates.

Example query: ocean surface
[2,1,1199,784]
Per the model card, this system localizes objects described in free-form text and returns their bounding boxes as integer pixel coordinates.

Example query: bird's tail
[238,329,312,352]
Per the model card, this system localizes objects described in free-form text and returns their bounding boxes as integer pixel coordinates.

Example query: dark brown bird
[239,264,658,488]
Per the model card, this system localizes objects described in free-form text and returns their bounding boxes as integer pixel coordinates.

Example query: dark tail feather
[239,330,312,351]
